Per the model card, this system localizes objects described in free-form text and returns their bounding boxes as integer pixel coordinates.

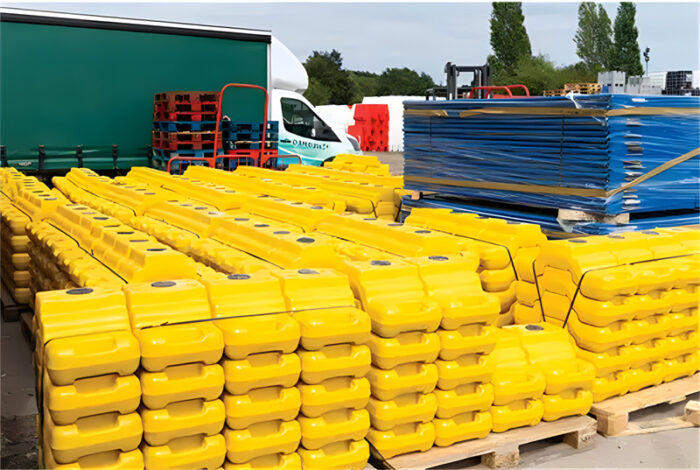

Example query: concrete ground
[373,151,405,176]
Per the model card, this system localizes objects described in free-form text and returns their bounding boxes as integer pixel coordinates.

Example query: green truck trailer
[0,8,270,172]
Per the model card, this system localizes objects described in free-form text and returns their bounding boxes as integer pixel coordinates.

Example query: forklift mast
[426,62,491,100]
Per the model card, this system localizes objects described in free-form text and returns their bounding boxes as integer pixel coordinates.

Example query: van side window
[280,98,340,142]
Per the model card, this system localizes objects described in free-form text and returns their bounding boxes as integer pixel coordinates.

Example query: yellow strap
[459,107,608,118]
[404,109,448,117]
[405,147,700,198]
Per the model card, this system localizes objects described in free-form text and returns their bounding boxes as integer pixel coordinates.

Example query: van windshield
[281,97,340,142]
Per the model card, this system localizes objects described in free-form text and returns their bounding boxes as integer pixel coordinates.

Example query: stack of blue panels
[403,94,700,215]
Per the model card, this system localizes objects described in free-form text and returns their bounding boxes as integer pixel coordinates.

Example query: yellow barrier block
[366,422,435,459]
[124,279,212,328]
[141,434,226,470]
[204,272,300,360]
[43,408,142,464]
[490,399,544,433]
[243,195,335,232]
[409,255,498,329]
[489,329,546,405]
[298,439,369,470]
[223,452,301,470]
[436,353,494,390]
[324,154,391,175]
[42,447,143,470]
[663,353,698,382]
[437,324,499,360]
[135,322,224,372]
[44,372,140,426]
[298,344,371,384]
[298,408,370,449]
[621,362,667,392]
[435,383,494,419]
[591,371,630,402]
[287,163,402,187]
[273,268,370,349]
[140,363,225,409]
[223,386,301,429]
[343,259,442,337]
[541,390,593,421]
[368,332,440,369]
[298,377,371,418]
[141,398,225,446]
[44,330,139,386]
[222,352,300,395]
[368,362,438,401]
[433,410,492,447]
[367,392,437,431]
[224,420,301,464]
[36,287,131,345]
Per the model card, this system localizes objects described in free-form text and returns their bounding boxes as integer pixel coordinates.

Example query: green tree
[574,2,613,71]
[303,49,356,105]
[610,2,643,76]
[595,5,613,69]
[489,2,532,76]
[376,68,436,96]
[349,71,380,103]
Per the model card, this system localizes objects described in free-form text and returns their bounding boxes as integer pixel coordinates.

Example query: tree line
[304,2,645,104]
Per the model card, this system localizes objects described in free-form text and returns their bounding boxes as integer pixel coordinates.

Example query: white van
[270,37,361,166]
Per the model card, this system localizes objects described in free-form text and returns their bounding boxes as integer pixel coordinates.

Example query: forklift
[426,62,529,100]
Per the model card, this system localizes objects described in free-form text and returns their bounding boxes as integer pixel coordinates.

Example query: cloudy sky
[5,2,699,82]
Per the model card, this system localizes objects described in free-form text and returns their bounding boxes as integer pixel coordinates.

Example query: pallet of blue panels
[403,94,700,220]
[400,193,700,237]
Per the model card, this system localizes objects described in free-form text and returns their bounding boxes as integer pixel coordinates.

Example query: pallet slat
[374,415,597,469]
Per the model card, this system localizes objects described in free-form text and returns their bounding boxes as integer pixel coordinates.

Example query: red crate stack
[152,91,223,154]
[347,104,389,152]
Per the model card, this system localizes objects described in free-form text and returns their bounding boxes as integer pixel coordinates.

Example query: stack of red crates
[347,104,389,152]
[152,91,222,167]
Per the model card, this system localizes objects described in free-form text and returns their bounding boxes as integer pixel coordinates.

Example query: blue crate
[153,121,218,132]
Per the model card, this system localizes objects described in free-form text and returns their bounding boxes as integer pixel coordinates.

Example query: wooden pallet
[1,279,31,322]
[590,373,700,436]
[371,415,597,469]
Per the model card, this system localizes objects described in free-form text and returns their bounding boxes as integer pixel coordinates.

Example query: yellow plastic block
[489,330,546,405]
[490,399,544,433]
[44,331,139,386]
[663,354,698,382]
[541,390,593,421]
[343,259,442,337]
[203,272,300,359]
[142,398,225,446]
[42,447,143,470]
[141,434,226,470]
[366,422,436,459]
[298,344,371,384]
[222,352,300,395]
[293,307,371,351]
[140,363,224,409]
[433,410,492,447]
[435,383,494,419]
[620,362,666,392]
[243,195,335,232]
[436,353,494,390]
[299,408,370,449]
[36,287,131,345]
[44,372,141,426]
[574,344,631,377]
[44,409,143,465]
[515,280,539,307]
[368,362,438,401]
[437,324,499,360]
[367,392,437,431]
[135,322,224,372]
[619,340,669,369]
[298,377,370,418]
[368,332,440,369]
[591,372,630,402]
[224,420,301,464]
[508,323,595,395]
[224,386,301,429]
[298,440,369,470]
[124,279,212,329]
[223,452,301,470]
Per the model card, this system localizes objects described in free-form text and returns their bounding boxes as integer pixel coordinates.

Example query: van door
[278,96,347,165]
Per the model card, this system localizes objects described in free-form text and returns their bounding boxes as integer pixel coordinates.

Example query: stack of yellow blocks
[416,255,499,446]
[277,269,372,469]
[515,229,700,402]
[38,288,143,469]
[206,272,302,469]
[1,193,33,304]
[346,259,441,459]
[127,280,226,469]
